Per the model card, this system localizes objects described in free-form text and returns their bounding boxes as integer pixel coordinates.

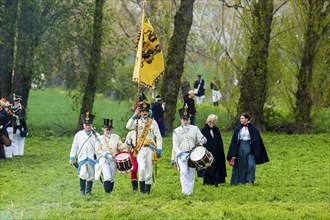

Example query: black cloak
[200,124,227,184]
[227,123,269,165]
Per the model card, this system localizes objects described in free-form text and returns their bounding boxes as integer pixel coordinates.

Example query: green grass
[0,88,329,219]
[0,134,329,219]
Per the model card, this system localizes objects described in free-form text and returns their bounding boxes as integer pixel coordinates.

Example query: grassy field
[0,88,329,219]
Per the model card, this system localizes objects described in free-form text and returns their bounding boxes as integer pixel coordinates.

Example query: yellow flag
[132,14,165,88]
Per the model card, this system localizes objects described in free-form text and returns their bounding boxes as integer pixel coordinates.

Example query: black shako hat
[81,112,95,124]
[103,118,113,129]
[178,103,191,120]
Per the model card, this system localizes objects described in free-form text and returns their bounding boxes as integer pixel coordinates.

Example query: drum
[114,152,132,173]
[189,146,214,169]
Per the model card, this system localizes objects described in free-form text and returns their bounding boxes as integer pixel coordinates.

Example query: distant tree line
[0,0,329,133]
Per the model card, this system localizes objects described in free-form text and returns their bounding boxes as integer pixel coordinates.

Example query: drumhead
[190,146,205,161]
[115,152,130,161]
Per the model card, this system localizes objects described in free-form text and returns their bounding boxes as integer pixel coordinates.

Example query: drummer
[171,104,207,195]
[121,130,139,192]
[95,118,124,194]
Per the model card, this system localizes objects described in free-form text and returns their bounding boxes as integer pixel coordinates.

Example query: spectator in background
[227,113,269,185]
[11,95,27,157]
[0,99,10,160]
[151,95,165,136]
[183,90,197,125]
[210,78,221,107]
[180,77,191,102]
[193,74,205,106]
[2,98,14,159]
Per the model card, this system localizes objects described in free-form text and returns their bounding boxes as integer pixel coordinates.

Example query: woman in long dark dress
[227,113,269,185]
[200,114,227,186]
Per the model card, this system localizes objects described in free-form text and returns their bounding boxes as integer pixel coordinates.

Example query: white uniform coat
[70,130,99,181]
[172,124,206,195]
[126,117,162,151]
[126,116,162,184]
[95,133,124,181]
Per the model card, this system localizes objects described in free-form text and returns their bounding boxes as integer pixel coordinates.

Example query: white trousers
[4,127,13,158]
[137,147,153,184]
[102,158,117,182]
[177,152,196,195]
[195,96,204,106]
[79,161,94,181]
[12,129,25,156]
[212,90,221,102]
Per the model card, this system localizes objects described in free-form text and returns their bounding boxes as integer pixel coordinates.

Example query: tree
[77,0,105,130]
[160,0,195,132]
[11,0,48,108]
[0,0,19,100]
[294,0,329,125]
[222,0,275,131]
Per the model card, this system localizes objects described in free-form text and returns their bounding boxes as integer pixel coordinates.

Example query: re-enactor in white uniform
[172,106,207,195]
[95,118,124,194]
[126,99,162,194]
[69,112,99,196]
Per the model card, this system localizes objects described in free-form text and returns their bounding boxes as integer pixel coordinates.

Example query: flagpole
[137,0,146,95]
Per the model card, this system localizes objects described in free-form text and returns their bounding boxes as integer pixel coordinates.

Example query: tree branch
[273,0,289,16]
[270,26,296,40]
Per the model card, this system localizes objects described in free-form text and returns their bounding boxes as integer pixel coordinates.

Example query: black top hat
[178,103,191,120]
[103,118,113,129]
[81,112,94,124]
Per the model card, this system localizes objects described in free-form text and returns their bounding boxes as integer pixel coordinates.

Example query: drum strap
[102,135,112,154]
[134,118,153,157]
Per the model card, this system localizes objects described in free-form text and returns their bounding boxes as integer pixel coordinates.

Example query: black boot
[132,180,138,192]
[104,181,111,194]
[139,181,146,194]
[86,181,93,195]
[145,184,151,194]
[109,182,114,193]
[80,178,86,196]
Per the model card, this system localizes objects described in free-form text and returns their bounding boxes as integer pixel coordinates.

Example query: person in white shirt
[172,105,207,195]
[126,97,162,194]
[70,112,99,196]
[95,118,124,194]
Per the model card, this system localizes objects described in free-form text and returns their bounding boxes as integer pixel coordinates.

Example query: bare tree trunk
[77,0,104,130]
[236,0,274,131]
[11,0,40,109]
[160,0,195,132]
[0,0,19,100]
[295,0,328,125]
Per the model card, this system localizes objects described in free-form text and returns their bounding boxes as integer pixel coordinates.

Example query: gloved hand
[105,152,112,159]
[178,152,187,162]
